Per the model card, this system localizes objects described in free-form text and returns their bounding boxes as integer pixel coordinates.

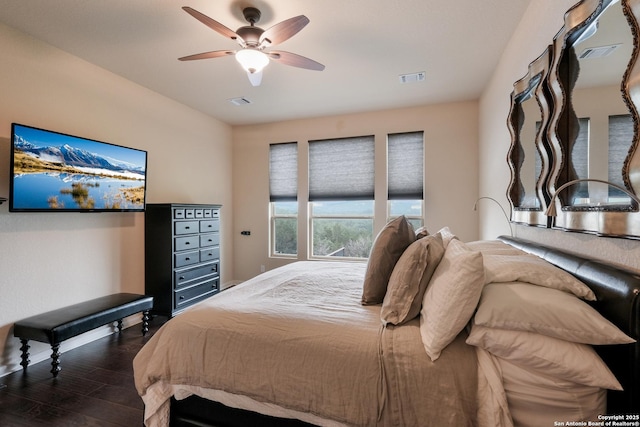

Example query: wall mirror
[546,0,640,238]
[507,47,553,227]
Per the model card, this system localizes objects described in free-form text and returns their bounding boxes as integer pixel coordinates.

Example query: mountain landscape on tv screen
[12,129,146,211]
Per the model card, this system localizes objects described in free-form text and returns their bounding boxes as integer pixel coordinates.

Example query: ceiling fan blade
[178,50,235,61]
[247,70,263,86]
[259,15,309,46]
[268,51,325,71]
[182,7,241,41]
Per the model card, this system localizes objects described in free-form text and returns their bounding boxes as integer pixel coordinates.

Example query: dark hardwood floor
[0,318,165,426]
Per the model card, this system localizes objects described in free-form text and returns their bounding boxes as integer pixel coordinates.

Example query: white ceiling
[0,0,531,126]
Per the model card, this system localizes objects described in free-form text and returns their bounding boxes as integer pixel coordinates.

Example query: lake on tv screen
[12,173,145,210]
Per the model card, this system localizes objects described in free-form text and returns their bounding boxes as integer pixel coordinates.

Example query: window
[269,143,297,256]
[609,114,633,202]
[387,131,424,229]
[309,136,375,259]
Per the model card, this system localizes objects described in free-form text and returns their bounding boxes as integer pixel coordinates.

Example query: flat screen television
[10,123,148,212]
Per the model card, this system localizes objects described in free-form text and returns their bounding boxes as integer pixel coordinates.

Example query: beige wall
[232,102,479,280]
[0,23,233,377]
[479,0,640,271]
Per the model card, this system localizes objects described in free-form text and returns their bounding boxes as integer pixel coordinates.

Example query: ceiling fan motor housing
[242,7,261,25]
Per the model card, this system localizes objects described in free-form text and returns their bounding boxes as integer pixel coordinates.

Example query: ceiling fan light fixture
[235,49,269,73]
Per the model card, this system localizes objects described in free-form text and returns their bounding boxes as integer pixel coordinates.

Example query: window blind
[387,131,424,200]
[571,118,590,198]
[608,114,633,198]
[308,136,375,201]
[269,142,298,202]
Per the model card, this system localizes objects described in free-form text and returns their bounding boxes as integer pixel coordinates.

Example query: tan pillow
[419,239,485,361]
[483,254,596,301]
[381,234,445,325]
[474,282,635,345]
[467,325,622,390]
[361,216,415,305]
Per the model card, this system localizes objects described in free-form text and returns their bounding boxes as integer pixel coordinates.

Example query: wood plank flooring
[0,318,165,426]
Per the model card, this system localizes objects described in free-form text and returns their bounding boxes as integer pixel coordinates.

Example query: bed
[133,225,639,427]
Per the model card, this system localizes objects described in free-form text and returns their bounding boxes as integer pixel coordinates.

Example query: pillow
[467,324,622,390]
[361,216,415,305]
[498,358,607,426]
[381,234,445,325]
[474,282,635,345]
[483,254,596,301]
[414,226,429,240]
[435,226,457,248]
[419,238,485,361]
[466,240,525,255]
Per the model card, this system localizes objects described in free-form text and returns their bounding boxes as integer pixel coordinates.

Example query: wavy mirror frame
[546,0,640,238]
[507,46,553,228]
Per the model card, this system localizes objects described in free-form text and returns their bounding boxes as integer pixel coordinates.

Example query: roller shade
[269,142,298,202]
[308,136,375,201]
[388,131,424,200]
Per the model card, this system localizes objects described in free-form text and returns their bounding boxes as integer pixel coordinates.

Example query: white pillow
[419,239,485,361]
[435,226,457,248]
[498,358,607,426]
[466,240,525,255]
[466,324,622,390]
[381,234,445,325]
[474,282,635,345]
[482,254,596,301]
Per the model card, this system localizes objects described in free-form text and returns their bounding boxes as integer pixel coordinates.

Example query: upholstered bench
[13,293,153,377]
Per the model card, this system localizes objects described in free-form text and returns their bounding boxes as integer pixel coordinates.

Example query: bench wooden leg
[142,310,150,336]
[19,339,30,371]
[50,344,61,378]
[117,319,124,332]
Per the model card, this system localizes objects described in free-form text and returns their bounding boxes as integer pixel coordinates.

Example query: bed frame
[169,236,640,426]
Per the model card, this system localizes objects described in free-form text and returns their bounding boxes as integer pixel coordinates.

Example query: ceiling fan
[179,6,325,86]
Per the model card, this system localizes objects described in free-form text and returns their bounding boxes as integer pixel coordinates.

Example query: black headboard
[498,236,640,414]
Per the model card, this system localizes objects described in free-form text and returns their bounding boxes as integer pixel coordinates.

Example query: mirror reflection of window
[609,114,633,202]
[569,0,633,208]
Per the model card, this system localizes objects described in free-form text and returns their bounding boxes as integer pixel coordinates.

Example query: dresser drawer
[174,250,199,268]
[200,233,220,247]
[200,247,220,262]
[200,220,219,233]
[174,262,219,288]
[175,220,199,235]
[175,235,199,251]
[174,278,219,309]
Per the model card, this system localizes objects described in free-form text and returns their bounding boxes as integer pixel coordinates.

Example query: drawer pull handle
[185,257,191,261]
[179,296,185,300]
[185,226,190,230]
[179,276,185,280]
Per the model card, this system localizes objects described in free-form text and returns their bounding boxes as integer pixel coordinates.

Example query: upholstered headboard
[498,236,640,414]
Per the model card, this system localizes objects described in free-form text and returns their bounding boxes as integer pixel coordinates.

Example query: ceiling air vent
[398,71,426,84]
[579,44,621,59]
[228,97,252,106]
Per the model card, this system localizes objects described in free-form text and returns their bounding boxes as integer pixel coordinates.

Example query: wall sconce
[473,196,513,236]
[545,179,640,216]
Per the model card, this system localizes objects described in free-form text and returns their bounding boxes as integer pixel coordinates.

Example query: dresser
[145,203,221,317]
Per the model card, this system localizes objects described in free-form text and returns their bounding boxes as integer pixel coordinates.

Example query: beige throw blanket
[134,261,478,426]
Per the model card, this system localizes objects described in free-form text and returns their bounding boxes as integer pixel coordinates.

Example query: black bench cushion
[14,293,154,345]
